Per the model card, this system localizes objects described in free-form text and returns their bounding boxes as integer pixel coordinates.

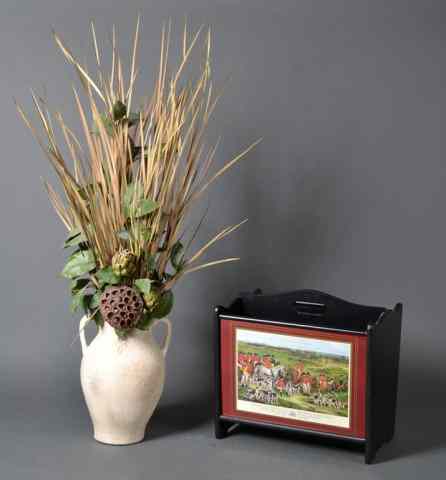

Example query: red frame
[220,319,367,439]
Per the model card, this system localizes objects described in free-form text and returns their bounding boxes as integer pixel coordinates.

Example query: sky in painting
[236,329,350,358]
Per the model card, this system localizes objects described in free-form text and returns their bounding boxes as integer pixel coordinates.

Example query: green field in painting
[237,341,349,417]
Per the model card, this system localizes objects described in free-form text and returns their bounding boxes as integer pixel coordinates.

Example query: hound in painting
[253,364,286,381]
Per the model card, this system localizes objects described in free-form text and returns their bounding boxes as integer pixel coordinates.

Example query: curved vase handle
[79,315,90,356]
[151,317,172,357]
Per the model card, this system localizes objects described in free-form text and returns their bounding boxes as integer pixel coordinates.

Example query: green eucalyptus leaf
[147,255,156,274]
[81,289,101,313]
[170,241,185,271]
[62,250,96,279]
[64,230,87,249]
[96,266,120,287]
[91,310,104,328]
[70,278,90,293]
[131,223,151,243]
[135,198,159,218]
[82,293,92,310]
[64,227,85,247]
[123,182,141,218]
[89,291,102,310]
[112,100,127,121]
[134,278,152,295]
[123,182,159,219]
[65,227,81,242]
[118,224,151,250]
[136,311,153,330]
[151,290,174,319]
[70,286,88,313]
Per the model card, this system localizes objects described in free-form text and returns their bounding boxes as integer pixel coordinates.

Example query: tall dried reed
[17,19,260,292]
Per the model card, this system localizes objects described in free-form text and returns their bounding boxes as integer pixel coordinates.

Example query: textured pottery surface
[79,316,171,445]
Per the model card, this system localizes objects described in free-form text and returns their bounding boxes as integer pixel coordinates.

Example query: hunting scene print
[236,329,351,427]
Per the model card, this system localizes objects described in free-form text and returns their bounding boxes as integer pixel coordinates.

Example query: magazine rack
[214,289,402,464]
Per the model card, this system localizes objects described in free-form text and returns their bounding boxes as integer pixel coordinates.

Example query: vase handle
[79,315,90,356]
[151,317,172,357]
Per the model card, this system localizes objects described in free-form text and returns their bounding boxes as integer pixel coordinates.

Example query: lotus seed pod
[99,285,144,330]
[112,249,137,278]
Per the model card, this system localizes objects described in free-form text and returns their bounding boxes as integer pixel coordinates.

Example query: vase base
[94,431,145,446]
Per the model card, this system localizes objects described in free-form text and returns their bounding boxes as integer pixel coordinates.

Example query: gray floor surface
[1,387,444,480]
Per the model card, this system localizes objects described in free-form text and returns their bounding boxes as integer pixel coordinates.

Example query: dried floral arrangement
[17,19,259,338]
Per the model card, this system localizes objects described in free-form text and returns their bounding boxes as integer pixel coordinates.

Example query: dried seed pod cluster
[143,286,162,312]
[99,285,144,330]
[112,249,137,278]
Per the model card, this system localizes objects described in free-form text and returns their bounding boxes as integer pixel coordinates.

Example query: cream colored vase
[79,315,172,445]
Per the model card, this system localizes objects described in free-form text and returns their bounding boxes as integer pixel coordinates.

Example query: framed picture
[219,319,367,438]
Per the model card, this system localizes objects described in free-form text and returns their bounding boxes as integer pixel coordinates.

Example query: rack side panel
[365,304,402,463]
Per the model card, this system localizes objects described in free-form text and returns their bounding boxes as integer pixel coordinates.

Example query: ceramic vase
[79,315,172,445]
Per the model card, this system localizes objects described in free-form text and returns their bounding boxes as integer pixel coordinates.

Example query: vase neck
[99,322,153,341]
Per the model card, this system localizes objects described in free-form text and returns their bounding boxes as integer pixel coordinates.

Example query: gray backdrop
[1,0,444,478]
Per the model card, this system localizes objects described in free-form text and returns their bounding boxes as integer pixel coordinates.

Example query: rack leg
[215,418,236,439]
